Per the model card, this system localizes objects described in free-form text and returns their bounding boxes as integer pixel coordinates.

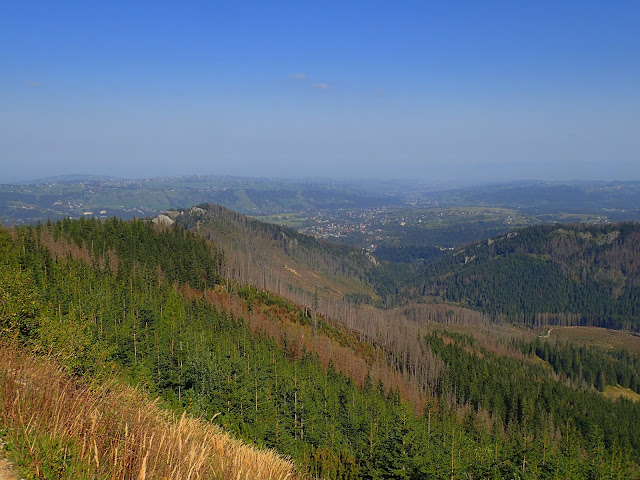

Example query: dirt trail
[540,326,579,338]
[540,327,555,338]
[0,456,17,480]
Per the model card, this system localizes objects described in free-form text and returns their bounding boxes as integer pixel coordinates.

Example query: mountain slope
[3,217,640,477]
[169,204,380,305]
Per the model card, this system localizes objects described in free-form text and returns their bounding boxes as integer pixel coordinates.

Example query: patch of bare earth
[0,456,18,480]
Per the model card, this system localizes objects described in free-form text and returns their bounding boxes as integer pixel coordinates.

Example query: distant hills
[438,181,640,219]
[0,175,401,224]
[2,175,640,226]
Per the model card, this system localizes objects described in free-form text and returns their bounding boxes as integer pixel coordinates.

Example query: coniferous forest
[2,217,640,478]
[409,223,640,329]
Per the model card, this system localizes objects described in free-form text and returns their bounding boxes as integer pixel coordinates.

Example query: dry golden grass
[0,347,301,480]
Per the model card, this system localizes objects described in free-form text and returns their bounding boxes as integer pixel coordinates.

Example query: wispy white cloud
[27,81,42,87]
[291,73,307,80]
[312,83,331,90]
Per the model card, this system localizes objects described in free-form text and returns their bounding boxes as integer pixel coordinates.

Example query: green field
[542,326,640,353]
[254,212,311,228]
[604,385,640,402]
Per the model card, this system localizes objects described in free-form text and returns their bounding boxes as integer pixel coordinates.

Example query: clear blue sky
[2,1,639,183]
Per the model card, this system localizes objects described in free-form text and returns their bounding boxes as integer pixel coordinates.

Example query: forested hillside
[2,217,640,478]
[170,204,380,305]
[171,206,640,334]
[411,223,640,329]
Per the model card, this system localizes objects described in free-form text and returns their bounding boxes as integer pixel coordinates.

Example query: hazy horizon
[5,173,640,193]
[2,1,638,183]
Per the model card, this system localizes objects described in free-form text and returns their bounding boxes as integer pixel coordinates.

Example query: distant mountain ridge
[0,175,401,225]
[439,181,640,217]
[2,175,640,227]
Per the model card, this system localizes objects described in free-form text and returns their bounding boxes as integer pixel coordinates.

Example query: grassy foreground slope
[2,218,640,478]
[0,349,298,480]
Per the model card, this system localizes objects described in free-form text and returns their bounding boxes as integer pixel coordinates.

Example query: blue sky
[2,1,639,183]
